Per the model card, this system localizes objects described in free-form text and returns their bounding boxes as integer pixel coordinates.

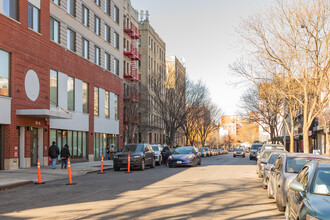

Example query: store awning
[16,109,72,119]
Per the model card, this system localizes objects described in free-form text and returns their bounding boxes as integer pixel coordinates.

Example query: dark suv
[113,144,156,171]
[249,143,263,160]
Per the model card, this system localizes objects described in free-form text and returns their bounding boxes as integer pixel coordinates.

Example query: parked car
[257,149,286,178]
[168,146,202,167]
[233,148,245,158]
[262,152,282,189]
[286,160,330,220]
[258,144,286,160]
[199,148,207,157]
[268,153,329,212]
[200,147,211,157]
[151,144,163,165]
[249,143,264,160]
[113,144,155,171]
[217,148,223,155]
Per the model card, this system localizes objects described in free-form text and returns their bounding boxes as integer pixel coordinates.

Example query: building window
[67,76,75,111]
[114,5,119,23]
[105,0,110,15]
[3,0,18,21]
[28,3,40,32]
[52,0,60,5]
[94,46,100,65]
[114,58,119,76]
[105,91,109,118]
[67,28,76,52]
[94,15,100,36]
[67,0,75,17]
[105,52,110,71]
[105,24,110,43]
[82,82,88,113]
[82,5,89,27]
[94,0,100,6]
[0,49,10,97]
[94,87,99,116]
[50,70,58,106]
[82,38,89,59]
[114,32,119,49]
[114,94,119,120]
[50,18,60,43]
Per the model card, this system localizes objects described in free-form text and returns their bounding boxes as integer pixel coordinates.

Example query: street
[0,154,284,220]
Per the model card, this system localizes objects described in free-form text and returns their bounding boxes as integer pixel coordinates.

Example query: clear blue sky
[131,0,271,115]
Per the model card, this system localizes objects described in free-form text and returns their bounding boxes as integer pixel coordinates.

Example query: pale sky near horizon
[131,0,272,115]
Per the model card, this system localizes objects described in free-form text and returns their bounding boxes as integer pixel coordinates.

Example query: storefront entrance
[30,128,39,166]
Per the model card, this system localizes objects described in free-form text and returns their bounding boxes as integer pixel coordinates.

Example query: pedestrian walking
[106,146,110,160]
[61,144,71,169]
[48,141,59,169]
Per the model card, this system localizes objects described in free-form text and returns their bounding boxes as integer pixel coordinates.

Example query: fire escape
[123,21,141,143]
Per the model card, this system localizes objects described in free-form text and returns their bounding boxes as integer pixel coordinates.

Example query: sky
[131,0,271,115]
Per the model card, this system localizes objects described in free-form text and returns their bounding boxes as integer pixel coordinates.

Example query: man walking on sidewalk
[48,141,59,169]
[61,144,71,169]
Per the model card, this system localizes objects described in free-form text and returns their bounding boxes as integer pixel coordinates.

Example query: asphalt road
[0,153,284,220]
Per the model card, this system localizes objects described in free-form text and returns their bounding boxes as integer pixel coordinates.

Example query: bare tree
[233,0,330,153]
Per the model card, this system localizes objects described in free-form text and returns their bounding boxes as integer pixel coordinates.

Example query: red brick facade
[0,1,123,167]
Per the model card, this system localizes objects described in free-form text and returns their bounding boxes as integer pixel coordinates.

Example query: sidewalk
[0,160,113,190]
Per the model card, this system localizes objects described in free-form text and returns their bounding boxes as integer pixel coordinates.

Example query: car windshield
[235,149,243,152]
[121,145,144,152]
[262,151,273,159]
[173,147,194,154]
[152,146,159,151]
[311,168,330,196]
[268,154,280,164]
[251,144,262,150]
[286,158,316,173]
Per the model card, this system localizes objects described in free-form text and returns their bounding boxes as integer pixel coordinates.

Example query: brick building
[0,0,124,170]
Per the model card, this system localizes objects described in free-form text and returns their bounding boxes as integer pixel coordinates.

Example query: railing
[123,45,140,61]
[123,22,140,39]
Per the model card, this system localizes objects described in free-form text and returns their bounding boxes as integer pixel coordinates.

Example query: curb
[84,166,113,174]
[0,181,33,191]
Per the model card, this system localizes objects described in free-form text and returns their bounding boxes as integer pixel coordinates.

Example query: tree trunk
[303,127,309,153]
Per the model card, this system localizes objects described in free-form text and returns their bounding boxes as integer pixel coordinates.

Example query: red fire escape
[124,22,141,81]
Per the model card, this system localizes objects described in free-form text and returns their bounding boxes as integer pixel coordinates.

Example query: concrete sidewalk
[0,160,113,190]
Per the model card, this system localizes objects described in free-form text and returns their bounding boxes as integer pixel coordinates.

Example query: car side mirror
[289,182,305,192]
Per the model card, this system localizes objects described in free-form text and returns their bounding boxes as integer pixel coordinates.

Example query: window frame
[105,0,110,16]
[82,5,89,27]
[114,58,119,75]
[50,69,58,107]
[104,24,110,43]
[105,91,110,118]
[28,3,40,33]
[82,82,89,113]
[82,38,89,59]
[3,0,19,21]
[50,17,60,44]
[94,46,100,66]
[67,76,75,111]
[67,28,76,52]
[94,15,100,36]
[94,87,99,116]
[114,5,119,23]
[67,0,76,17]
[114,32,119,49]
[105,52,110,71]
[0,49,10,97]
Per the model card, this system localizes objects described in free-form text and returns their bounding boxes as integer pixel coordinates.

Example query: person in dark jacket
[48,141,60,169]
[61,144,71,169]
[161,146,172,166]
[106,146,110,160]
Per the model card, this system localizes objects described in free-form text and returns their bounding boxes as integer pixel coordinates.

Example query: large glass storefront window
[94,133,118,159]
[67,76,75,111]
[50,129,88,160]
[0,49,10,96]
[50,70,58,106]
[82,82,88,113]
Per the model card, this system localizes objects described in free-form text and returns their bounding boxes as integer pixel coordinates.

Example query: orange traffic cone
[98,155,105,174]
[126,154,131,173]
[66,158,77,185]
[35,158,45,184]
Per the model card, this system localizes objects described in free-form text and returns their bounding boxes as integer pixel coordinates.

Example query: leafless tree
[232,0,330,153]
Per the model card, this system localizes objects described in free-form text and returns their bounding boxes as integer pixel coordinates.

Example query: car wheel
[249,156,252,160]
[114,166,120,172]
[267,182,273,199]
[233,155,236,157]
[140,159,145,171]
[276,189,285,212]
[258,171,263,178]
[192,158,196,167]
[198,158,201,165]
[262,178,268,189]
[150,158,155,168]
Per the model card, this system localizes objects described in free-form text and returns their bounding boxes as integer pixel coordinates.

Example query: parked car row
[254,147,330,220]
[113,144,204,171]
[199,147,228,157]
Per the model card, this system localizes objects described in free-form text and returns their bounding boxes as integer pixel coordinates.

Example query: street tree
[232,0,330,153]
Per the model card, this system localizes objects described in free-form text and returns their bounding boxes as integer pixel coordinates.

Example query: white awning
[16,109,72,119]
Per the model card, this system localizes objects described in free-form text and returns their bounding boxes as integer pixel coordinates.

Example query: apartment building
[139,13,166,144]
[166,56,186,146]
[122,0,141,144]
[0,0,124,170]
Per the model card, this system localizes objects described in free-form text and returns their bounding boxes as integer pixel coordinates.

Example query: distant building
[139,12,166,144]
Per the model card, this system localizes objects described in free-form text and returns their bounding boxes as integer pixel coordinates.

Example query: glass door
[30,128,38,166]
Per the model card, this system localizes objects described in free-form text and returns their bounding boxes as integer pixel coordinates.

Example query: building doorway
[30,127,39,166]
[0,126,3,170]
